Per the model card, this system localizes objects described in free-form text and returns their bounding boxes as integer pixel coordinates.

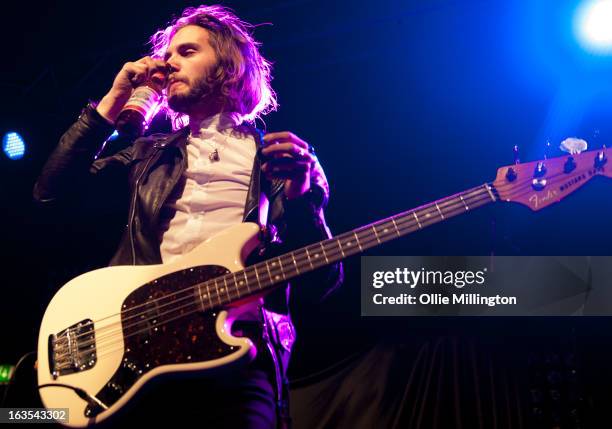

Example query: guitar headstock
[493,147,610,211]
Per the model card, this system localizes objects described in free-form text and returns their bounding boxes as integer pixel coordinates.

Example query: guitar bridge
[49,319,97,378]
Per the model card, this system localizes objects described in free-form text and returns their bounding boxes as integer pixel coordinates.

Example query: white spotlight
[577,0,612,53]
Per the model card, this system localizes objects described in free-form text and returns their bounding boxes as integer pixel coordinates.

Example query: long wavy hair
[148,5,277,129]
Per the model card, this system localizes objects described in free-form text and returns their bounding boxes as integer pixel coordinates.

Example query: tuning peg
[505,145,519,182]
[506,168,517,182]
[564,157,577,173]
[532,155,547,190]
[534,161,547,178]
[529,140,551,179]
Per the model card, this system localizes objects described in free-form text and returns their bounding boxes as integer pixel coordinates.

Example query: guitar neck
[195,182,498,309]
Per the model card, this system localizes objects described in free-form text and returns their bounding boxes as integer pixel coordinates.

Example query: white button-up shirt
[159,112,257,264]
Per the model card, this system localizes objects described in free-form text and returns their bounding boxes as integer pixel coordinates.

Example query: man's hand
[97,56,169,124]
[261,132,317,200]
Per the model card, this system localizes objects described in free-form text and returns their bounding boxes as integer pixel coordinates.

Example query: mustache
[167,77,187,87]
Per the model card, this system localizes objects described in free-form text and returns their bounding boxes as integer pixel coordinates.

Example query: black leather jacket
[33,104,343,422]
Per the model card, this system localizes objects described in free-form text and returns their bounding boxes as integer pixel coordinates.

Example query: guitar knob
[564,157,576,173]
[594,151,608,169]
[534,162,547,178]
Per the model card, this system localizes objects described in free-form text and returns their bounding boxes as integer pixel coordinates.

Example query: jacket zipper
[151,146,186,224]
[129,156,155,265]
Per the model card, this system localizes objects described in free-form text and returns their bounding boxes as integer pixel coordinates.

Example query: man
[33,4,342,428]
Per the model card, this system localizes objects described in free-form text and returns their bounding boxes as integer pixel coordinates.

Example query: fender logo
[529,189,558,208]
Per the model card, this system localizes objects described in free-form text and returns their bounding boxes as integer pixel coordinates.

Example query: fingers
[261,158,311,180]
[139,56,169,80]
[123,56,168,87]
[261,142,315,163]
[261,131,316,163]
[263,131,309,149]
[136,56,167,69]
[260,131,317,187]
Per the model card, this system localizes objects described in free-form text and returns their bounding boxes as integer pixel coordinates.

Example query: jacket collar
[148,123,279,226]
[152,126,190,150]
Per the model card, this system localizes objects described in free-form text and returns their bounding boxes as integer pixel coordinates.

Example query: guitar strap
[253,127,293,429]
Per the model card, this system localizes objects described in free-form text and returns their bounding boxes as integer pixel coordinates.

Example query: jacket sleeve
[33,103,135,203]
[268,158,344,309]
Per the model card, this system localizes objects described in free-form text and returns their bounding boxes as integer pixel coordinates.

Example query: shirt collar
[191,112,242,137]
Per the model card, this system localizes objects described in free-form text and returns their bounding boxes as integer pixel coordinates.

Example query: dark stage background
[2,1,612,427]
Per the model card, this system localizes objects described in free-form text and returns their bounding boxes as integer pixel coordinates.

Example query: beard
[167,74,218,113]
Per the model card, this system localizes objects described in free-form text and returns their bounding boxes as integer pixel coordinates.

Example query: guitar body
[37,222,263,428]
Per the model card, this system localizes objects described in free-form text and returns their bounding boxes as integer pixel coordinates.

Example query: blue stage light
[2,132,25,160]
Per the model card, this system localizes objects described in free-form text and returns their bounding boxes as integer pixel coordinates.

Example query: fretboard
[194,183,498,310]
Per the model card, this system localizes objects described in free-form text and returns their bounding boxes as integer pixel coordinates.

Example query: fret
[232,273,241,299]
[291,252,300,274]
[241,270,251,294]
[460,195,469,210]
[319,242,329,264]
[204,284,213,309]
[354,231,363,251]
[372,225,381,244]
[391,217,401,237]
[484,184,496,201]
[222,276,231,301]
[265,259,282,283]
[213,279,222,306]
[435,202,445,219]
[264,260,273,284]
[272,258,286,280]
[337,238,346,257]
[197,284,205,311]
[305,246,314,269]
[413,212,422,229]
[253,265,263,290]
